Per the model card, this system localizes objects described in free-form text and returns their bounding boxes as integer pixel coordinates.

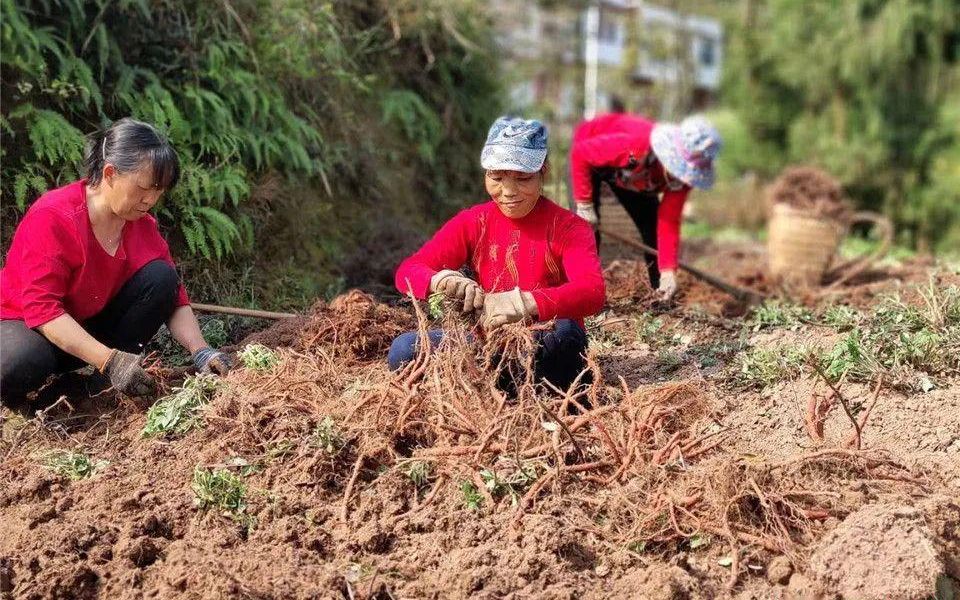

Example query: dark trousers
[0,260,179,401]
[591,171,661,288]
[387,319,590,391]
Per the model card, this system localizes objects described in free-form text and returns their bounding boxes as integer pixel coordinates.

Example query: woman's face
[485,169,542,219]
[101,162,165,221]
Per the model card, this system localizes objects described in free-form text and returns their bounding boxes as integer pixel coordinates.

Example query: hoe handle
[191,302,297,320]
[599,227,765,305]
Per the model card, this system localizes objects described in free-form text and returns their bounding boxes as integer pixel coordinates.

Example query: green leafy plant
[634,312,672,346]
[192,466,248,520]
[428,292,446,320]
[238,344,279,371]
[39,449,108,480]
[821,304,862,331]
[311,417,346,455]
[402,460,432,487]
[736,346,809,388]
[478,461,541,506]
[749,301,812,331]
[142,375,221,438]
[460,480,483,511]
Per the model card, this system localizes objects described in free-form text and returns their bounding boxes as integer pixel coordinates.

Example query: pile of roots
[237,289,414,360]
[214,293,943,588]
[766,166,853,222]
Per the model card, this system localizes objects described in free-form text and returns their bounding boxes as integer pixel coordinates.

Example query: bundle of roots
[767,166,853,222]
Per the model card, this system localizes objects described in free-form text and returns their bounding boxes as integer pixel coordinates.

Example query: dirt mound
[237,289,414,360]
[809,503,944,600]
[767,166,853,222]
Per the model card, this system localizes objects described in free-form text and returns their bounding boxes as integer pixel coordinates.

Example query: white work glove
[657,270,678,301]
[575,203,598,228]
[430,269,485,313]
[482,287,536,331]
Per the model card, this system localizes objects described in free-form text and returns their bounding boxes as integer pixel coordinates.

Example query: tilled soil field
[2,243,959,600]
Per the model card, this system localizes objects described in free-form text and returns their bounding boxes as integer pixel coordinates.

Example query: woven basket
[767,205,894,288]
[768,204,844,286]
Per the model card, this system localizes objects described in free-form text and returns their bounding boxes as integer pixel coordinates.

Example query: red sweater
[395,197,605,323]
[570,113,689,270]
[0,180,190,328]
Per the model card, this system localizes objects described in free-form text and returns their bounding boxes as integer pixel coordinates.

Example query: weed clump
[39,449,108,480]
[820,304,861,331]
[750,300,812,331]
[401,460,432,487]
[736,346,809,388]
[238,343,279,370]
[311,416,347,455]
[427,292,446,320]
[820,283,960,388]
[143,375,221,438]
[192,466,248,521]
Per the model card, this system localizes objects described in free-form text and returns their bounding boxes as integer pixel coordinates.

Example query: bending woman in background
[389,116,605,390]
[569,112,722,301]
[0,118,231,401]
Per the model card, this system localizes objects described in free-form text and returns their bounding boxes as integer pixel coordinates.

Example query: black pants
[0,260,179,401]
[387,319,590,392]
[591,171,661,288]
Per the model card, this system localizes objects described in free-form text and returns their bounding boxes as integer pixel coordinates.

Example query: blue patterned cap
[650,115,723,190]
[480,116,548,173]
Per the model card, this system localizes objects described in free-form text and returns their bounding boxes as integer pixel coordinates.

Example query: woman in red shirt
[1,118,231,401]
[569,113,722,300]
[391,117,605,390]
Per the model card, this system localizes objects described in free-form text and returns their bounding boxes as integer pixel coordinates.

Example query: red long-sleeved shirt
[570,113,689,270]
[0,180,190,329]
[395,197,605,324]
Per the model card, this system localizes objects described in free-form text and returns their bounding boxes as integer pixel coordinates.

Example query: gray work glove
[430,270,485,313]
[100,350,156,397]
[193,347,233,375]
[657,270,679,302]
[482,287,533,331]
[575,203,598,228]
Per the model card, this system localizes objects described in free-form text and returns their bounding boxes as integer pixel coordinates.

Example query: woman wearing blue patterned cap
[389,116,605,390]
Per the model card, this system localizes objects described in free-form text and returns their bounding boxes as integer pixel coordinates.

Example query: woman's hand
[482,288,538,330]
[192,347,233,375]
[575,203,598,228]
[658,270,678,301]
[100,349,156,396]
[430,270,485,313]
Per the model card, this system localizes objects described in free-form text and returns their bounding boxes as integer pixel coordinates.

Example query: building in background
[491,0,723,131]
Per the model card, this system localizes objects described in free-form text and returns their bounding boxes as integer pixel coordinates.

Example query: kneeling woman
[389,117,605,390]
[0,118,231,400]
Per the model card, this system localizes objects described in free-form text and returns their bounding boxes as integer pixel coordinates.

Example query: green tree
[722,0,960,250]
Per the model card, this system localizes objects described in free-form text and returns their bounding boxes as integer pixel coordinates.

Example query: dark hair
[609,95,626,114]
[83,118,180,189]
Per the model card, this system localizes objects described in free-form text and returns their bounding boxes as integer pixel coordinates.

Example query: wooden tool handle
[598,227,765,305]
[190,302,298,320]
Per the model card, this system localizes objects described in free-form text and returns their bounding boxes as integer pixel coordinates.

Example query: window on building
[598,11,619,43]
[699,37,716,67]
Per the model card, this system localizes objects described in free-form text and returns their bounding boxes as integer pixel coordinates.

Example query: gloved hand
[100,350,156,397]
[193,347,233,375]
[575,203,598,228]
[430,269,485,313]
[482,287,535,331]
[657,270,678,302]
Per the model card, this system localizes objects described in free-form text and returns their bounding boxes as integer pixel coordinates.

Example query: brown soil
[1,246,958,600]
[766,166,853,222]
[809,503,947,600]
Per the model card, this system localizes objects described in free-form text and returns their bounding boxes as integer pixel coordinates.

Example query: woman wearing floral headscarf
[569,113,722,300]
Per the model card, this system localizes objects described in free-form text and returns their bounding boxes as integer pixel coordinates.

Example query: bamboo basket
[768,204,893,288]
